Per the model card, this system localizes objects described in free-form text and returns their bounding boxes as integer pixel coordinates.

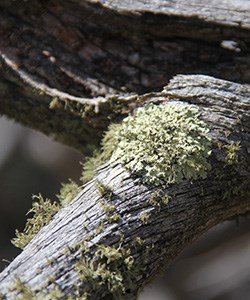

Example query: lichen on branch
[84,103,212,186]
[12,181,80,250]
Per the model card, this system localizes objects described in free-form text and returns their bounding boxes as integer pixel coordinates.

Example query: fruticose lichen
[95,180,113,199]
[112,103,212,186]
[139,211,151,224]
[224,141,241,165]
[57,180,81,207]
[83,103,212,187]
[12,180,81,250]
[76,243,135,299]
[12,194,61,249]
[7,277,64,300]
[81,124,121,183]
[148,190,171,211]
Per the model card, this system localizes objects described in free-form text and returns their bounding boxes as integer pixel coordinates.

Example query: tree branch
[1,0,250,153]
[0,75,249,299]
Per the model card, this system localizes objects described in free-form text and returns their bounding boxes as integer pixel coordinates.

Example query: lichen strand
[76,243,135,299]
[57,180,81,207]
[148,190,171,211]
[81,124,121,183]
[11,194,60,250]
[7,277,65,300]
[8,278,35,299]
[224,141,241,165]
[95,180,113,199]
[112,103,212,186]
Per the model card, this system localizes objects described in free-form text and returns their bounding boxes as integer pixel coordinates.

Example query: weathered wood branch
[1,0,250,153]
[0,75,249,299]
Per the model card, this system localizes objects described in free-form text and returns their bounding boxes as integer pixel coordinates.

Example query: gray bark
[1,0,250,153]
[0,75,249,299]
[0,0,250,299]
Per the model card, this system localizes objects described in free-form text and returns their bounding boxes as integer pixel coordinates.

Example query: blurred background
[0,116,249,299]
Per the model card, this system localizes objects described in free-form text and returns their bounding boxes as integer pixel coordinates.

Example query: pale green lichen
[81,124,121,183]
[148,190,171,211]
[11,194,60,249]
[111,103,212,186]
[139,211,151,224]
[82,103,211,187]
[57,180,81,207]
[9,278,35,299]
[95,180,113,199]
[134,236,144,246]
[224,141,241,165]
[162,195,171,205]
[8,277,64,300]
[76,244,135,299]
[100,199,121,224]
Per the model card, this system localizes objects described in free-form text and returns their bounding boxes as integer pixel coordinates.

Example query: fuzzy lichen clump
[12,194,61,249]
[57,180,81,207]
[76,244,135,298]
[81,124,121,183]
[12,181,81,250]
[224,141,241,165]
[111,103,212,186]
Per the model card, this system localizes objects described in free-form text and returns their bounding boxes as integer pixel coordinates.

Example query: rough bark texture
[1,0,250,153]
[0,75,249,299]
[0,0,250,299]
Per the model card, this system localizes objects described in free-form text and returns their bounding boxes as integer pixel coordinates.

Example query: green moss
[148,193,161,210]
[147,190,171,211]
[95,221,104,235]
[111,103,211,186]
[100,200,121,224]
[134,237,144,246]
[11,194,61,249]
[9,278,35,299]
[57,180,81,207]
[67,293,90,300]
[100,200,116,214]
[9,277,65,300]
[108,213,121,223]
[162,195,171,205]
[76,244,135,299]
[95,180,113,199]
[224,141,241,165]
[48,276,55,284]
[139,211,151,224]
[82,103,211,187]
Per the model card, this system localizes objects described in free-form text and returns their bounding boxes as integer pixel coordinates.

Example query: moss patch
[95,180,113,199]
[7,277,64,300]
[76,243,135,299]
[82,103,212,187]
[224,141,241,165]
[111,103,212,186]
[81,124,121,183]
[139,211,151,224]
[9,278,35,299]
[11,194,60,249]
[57,180,81,207]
